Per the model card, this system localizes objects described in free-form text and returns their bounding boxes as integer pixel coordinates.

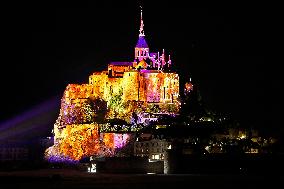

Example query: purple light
[0,95,60,141]
[114,133,130,149]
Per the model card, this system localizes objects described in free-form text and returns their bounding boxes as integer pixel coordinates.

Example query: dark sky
[1,2,280,133]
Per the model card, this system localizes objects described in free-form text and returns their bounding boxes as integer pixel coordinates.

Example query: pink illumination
[114,133,131,149]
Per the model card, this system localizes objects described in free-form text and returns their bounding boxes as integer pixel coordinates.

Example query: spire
[135,5,148,48]
[135,4,149,60]
[139,5,145,37]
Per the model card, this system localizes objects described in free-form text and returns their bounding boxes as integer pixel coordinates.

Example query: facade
[134,136,171,161]
[89,67,179,104]
[0,147,28,161]
[0,141,29,161]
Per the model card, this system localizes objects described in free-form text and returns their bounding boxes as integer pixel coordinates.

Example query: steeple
[135,5,149,61]
[136,5,148,48]
[139,6,145,37]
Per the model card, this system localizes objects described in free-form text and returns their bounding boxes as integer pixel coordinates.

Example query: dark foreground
[0,169,283,189]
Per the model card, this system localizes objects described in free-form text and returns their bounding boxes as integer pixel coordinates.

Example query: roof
[136,36,148,48]
[109,62,133,66]
[140,69,161,73]
[150,52,157,57]
[135,59,148,69]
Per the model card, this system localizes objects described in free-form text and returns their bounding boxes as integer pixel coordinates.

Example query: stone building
[134,136,171,161]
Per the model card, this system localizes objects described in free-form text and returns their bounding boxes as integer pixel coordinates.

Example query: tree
[181,85,207,121]
[89,97,108,122]
[58,124,115,160]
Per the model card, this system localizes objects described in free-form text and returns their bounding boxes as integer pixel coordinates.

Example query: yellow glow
[239,134,246,139]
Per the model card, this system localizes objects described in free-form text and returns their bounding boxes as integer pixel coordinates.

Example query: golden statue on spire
[139,5,145,37]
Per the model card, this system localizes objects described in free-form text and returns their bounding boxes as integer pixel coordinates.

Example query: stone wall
[94,157,163,174]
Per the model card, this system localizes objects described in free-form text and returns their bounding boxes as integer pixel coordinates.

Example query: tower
[134,6,149,61]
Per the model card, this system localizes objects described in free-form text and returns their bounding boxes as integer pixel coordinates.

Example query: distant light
[239,134,246,139]
[154,154,159,160]
[88,163,96,173]
[147,172,156,174]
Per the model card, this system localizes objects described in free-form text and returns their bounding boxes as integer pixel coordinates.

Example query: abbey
[65,8,179,107]
[47,8,181,161]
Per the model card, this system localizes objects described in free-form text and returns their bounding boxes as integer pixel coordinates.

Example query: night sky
[1,2,280,135]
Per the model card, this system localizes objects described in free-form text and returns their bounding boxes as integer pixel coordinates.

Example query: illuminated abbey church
[45,8,181,162]
[65,9,179,109]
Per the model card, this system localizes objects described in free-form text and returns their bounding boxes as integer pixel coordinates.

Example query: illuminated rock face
[47,123,133,161]
[46,8,181,162]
